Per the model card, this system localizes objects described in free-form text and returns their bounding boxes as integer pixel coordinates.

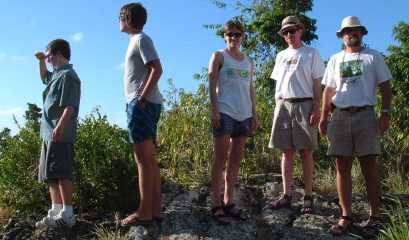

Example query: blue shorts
[213,113,253,138]
[126,98,162,144]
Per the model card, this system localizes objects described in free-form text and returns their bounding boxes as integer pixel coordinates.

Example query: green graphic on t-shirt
[226,67,249,79]
[340,60,363,78]
[240,70,249,78]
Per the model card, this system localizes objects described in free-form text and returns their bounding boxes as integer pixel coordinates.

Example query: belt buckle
[349,107,359,113]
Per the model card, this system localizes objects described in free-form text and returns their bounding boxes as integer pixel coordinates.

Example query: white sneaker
[52,211,76,228]
[35,209,59,229]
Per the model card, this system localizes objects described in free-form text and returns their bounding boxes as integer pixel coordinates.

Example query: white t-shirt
[217,50,253,121]
[124,32,163,104]
[322,48,392,108]
[271,46,325,99]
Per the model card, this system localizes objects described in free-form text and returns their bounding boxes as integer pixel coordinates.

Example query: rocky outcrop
[1,180,408,240]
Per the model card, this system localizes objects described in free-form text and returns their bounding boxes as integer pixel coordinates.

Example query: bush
[0,107,137,215]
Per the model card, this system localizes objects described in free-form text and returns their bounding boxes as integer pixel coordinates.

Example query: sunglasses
[225,32,242,38]
[119,12,126,21]
[282,28,297,36]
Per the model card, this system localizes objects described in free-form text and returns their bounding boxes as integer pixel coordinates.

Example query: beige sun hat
[336,16,368,38]
[278,16,304,36]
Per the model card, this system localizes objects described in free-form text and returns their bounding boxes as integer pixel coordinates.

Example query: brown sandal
[271,194,292,210]
[211,206,231,225]
[223,202,247,221]
[330,215,353,235]
[301,195,314,214]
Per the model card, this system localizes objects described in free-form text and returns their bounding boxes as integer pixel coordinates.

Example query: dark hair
[120,3,147,30]
[224,19,244,33]
[46,39,71,61]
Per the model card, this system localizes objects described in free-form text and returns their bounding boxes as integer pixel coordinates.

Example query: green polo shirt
[40,64,81,142]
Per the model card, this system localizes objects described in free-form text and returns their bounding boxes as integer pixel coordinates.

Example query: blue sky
[1,0,408,134]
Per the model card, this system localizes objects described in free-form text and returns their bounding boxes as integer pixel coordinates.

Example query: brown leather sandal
[211,206,231,225]
[330,215,353,235]
[271,194,292,210]
[301,195,314,214]
[223,202,247,221]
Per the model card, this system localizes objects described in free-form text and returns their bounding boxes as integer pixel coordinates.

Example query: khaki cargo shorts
[326,108,381,157]
[269,99,318,150]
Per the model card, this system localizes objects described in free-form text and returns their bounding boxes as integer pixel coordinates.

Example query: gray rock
[1,180,408,240]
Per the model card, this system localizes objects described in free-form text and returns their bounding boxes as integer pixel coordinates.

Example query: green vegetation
[379,199,409,240]
[0,1,408,223]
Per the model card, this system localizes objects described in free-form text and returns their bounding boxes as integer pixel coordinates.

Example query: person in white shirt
[268,16,325,214]
[319,16,392,236]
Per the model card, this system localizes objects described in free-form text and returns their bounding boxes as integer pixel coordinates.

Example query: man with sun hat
[320,16,393,236]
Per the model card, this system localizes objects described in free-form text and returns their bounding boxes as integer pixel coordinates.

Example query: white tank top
[217,50,253,121]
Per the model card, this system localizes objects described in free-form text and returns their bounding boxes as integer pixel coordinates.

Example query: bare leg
[210,135,230,206]
[49,182,62,204]
[122,140,157,224]
[282,150,295,196]
[58,179,73,205]
[151,147,162,218]
[300,149,314,196]
[210,135,231,224]
[336,157,353,227]
[359,155,380,217]
[224,137,246,205]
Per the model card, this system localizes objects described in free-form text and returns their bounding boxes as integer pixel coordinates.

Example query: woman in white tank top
[208,19,259,225]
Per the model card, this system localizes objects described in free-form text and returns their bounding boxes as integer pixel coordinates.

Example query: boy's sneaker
[35,211,76,229]
[35,209,59,229]
[52,211,76,228]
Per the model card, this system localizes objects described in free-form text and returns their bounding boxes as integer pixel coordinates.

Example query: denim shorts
[38,140,74,182]
[213,113,253,138]
[126,98,162,144]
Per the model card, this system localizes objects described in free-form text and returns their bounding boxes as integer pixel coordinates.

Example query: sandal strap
[211,206,223,215]
[341,215,353,222]
[223,202,236,211]
[303,195,313,201]
[283,194,292,201]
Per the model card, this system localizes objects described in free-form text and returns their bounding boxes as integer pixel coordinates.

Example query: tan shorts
[269,99,318,150]
[327,108,380,157]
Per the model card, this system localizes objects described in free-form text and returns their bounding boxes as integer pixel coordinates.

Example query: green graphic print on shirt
[340,60,363,84]
[226,68,249,79]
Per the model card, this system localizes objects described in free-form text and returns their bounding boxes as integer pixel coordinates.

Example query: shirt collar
[55,64,73,71]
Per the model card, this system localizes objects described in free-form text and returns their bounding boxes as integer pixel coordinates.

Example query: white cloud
[71,32,84,42]
[115,62,125,71]
[0,107,23,116]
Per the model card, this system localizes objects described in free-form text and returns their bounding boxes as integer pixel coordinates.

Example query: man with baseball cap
[319,16,392,236]
[269,16,325,214]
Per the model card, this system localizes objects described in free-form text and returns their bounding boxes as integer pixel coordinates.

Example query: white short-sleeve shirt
[322,48,392,108]
[271,46,325,99]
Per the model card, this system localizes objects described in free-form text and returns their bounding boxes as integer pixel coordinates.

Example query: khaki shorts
[269,99,318,150]
[327,108,380,157]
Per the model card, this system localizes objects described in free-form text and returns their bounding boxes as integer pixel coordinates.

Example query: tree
[384,22,409,169]
[24,103,42,133]
[207,0,318,100]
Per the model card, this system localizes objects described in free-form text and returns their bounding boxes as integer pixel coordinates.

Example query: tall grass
[378,199,409,240]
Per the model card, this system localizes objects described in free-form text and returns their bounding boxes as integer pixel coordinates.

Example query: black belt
[283,97,313,103]
[333,104,373,113]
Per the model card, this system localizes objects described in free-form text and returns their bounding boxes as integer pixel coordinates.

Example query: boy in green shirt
[34,39,81,228]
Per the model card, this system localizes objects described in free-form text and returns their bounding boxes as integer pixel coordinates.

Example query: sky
[0,0,408,134]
